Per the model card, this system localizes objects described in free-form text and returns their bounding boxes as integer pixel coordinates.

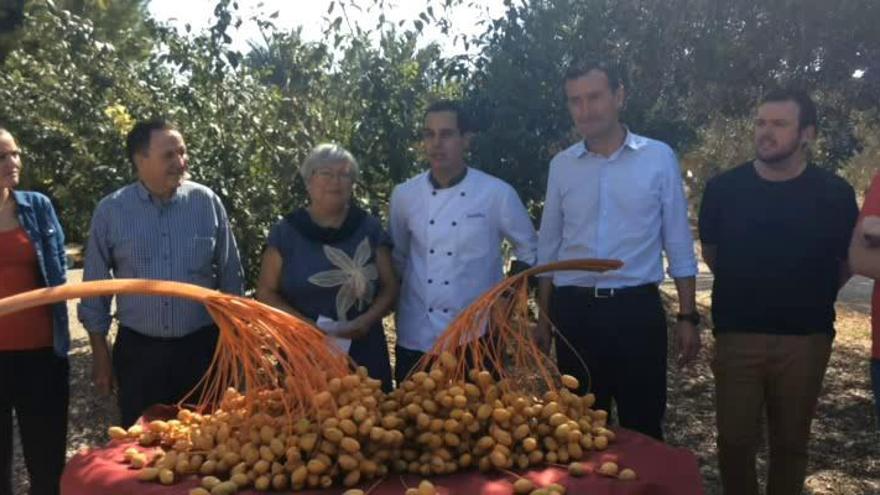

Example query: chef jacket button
[460,192,466,197]
[430,249,435,254]
[428,279,433,284]
[432,191,437,196]
[447,251,452,256]
[443,308,449,313]
[428,307,434,313]
[430,219,435,225]
[451,221,457,226]
[444,281,449,285]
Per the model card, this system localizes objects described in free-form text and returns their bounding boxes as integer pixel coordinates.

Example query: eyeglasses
[314,169,354,182]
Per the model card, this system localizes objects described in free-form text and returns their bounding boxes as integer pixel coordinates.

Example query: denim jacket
[11,190,69,356]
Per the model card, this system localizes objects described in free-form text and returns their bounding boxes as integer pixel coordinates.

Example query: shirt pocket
[189,236,216,278]
[458,212,491,260]
[112,238,150,278]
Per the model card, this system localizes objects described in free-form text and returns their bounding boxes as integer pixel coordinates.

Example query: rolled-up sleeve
[537,162,563,272]
[77,203,114,335]
[659,148,698,278]
[213,195,244,296]
[499,183,537,265]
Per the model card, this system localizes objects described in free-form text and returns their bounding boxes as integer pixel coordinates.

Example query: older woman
[257,144,396,391]
[0,128,69,495]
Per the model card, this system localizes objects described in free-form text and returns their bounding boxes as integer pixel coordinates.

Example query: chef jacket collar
[428,166,468,190]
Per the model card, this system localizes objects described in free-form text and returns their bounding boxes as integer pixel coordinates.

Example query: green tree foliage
[246,20,455,215]
[331,33,449,211]
[0,0,304,284]
[56,0,153,57]
[0,1,145,238]
[460,0,880,207]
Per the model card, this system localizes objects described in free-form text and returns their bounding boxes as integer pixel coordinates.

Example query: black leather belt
[556,283,657,299]
[118,324,218,342]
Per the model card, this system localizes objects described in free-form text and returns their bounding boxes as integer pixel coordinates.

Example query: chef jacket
[389,167,537,352]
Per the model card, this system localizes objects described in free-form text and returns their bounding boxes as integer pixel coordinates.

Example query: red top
[861,173,880,359]
[0,226,53,351]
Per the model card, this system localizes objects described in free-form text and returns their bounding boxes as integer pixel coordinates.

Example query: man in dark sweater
[698,89,858,495]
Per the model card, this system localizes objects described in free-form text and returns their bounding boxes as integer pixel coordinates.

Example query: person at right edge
[698,89,858,495]
[848,171,880,429]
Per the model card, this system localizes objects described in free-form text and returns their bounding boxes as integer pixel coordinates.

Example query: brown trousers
[712,332,832,495]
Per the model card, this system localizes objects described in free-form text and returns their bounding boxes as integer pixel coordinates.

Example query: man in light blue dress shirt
[535,61,700,440]
[78,119,243,426]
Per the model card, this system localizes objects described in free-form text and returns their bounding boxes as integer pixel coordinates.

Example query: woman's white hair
[299,143,359,182]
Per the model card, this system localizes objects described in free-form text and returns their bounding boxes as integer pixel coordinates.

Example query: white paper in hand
[316,315,352,354]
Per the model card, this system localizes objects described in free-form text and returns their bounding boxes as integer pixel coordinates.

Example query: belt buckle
[593,287,614,298]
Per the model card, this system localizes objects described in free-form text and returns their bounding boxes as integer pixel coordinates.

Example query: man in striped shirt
[78,119,243,427]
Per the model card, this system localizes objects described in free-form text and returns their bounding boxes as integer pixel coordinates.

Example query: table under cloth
[62,422,704,495]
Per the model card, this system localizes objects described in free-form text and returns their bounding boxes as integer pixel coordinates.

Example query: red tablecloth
[62,427,703,495]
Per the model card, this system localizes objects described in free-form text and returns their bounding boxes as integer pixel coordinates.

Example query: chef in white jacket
[389,100,538,384]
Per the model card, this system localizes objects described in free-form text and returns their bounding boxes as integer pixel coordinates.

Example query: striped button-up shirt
[537,130,697,287]
[78,181,243,337]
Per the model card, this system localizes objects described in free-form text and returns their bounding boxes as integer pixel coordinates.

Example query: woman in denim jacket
[0,127,69,495]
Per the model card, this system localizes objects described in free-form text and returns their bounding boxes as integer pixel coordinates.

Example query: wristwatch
[676,312,701,325]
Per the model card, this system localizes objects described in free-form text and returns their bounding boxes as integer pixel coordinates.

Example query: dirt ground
[10,270,880,494]
[664,301,880,495]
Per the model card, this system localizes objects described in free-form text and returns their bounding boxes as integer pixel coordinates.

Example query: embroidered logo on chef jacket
[458,210,491,259]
